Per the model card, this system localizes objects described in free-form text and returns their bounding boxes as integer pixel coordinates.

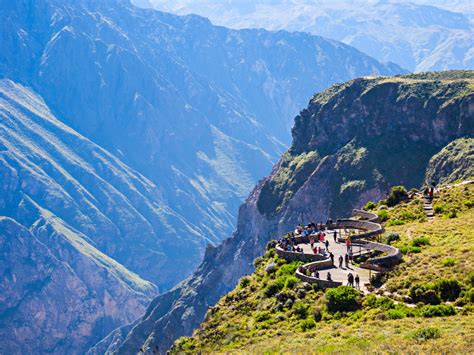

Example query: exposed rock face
[425,137,474,186]
[1,0,403,291]
[0,79,178,353]
[101,71,474,354]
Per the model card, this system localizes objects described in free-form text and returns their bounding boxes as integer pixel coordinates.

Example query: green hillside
[172,182,474,353]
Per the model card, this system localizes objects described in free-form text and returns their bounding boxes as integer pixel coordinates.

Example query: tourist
[327,272,332,281]
[311,270,320,278]
[338,255,343,268]
[346,237,351,252]
[333,230,337,243]
[347,273,354,287]
[325,239,329,250]
[355,274,360,289]
[345,253,349,267]
[329,252,334,265]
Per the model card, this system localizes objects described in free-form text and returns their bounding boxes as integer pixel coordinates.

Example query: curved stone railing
[352,209,379,222]
[275,208,400,288]
[353,240,402,270]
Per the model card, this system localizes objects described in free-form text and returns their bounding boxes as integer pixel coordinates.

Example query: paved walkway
[299,229,374,292]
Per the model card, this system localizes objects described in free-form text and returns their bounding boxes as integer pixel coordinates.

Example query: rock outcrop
[101,70,473,354]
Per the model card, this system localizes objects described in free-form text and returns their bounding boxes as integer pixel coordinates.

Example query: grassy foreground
[172,183,474,353]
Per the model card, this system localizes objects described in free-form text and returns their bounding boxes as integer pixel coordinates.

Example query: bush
[385,232,400,244]
[312,309,322,322]
[400,245,421,254]
[325,286,360,313]
[411,327,441,340]
[419,304,456,317]
[409,284,441,305]
[377,210,390,222]
[292,301,309,319]
[387,219,405,226]
[463,199,474,208]
[446,209,457,218]
[441,257,456,267]
[435,279,461,301]
[364,201,377,210]
[386,186,408,207]
[299,318,316,331]
[399,211,416,221]
[467,272,474,288]
[411,236,430,247]
[263,278,285,297]
[239,277,250,288]
[433,203,448,214]
[255,311,271,322]
[386,309,406,319]
[285,276,299,290]
[278,262,302,276]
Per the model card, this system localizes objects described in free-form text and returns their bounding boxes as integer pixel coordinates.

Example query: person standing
[325,239,329,250]
[338,255,343,268]
[333,230,337,243]
[345,253,349,268]
[355,274,360,289]
[329,252,334,265]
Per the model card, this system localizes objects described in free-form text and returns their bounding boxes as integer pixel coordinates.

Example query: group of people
[347,273,360,289]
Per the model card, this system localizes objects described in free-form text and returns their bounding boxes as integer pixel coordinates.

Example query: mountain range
[0,0,404,352]
[141,0,474,73]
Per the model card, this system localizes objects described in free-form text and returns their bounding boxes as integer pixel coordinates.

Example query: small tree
[386,186,408,207]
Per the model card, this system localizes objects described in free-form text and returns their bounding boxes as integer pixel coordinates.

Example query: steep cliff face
[1,0,403,292]
[425,137,474,185]
[102,71,474,354]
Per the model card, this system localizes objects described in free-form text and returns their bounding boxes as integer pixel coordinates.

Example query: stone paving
[299,228,374,292]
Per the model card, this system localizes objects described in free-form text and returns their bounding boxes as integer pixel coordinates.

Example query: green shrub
[255,311,271,322]
[285,276,299,290]
[411,236,430,247]
[411,327,441,340]
[325,286,360,313]
[400,245,421,254]
[409,284,440,305]
[434,279,461,301]
[385,232,400,244]
[463,199,474,208]
[446,209,457,218]
[399,211,416,221]
[467,272,474,288]
[386,186,408,207]
[377,210,390,222]
[467,288,474,303]
[363,294,377,308]
[263,278,285,297]
[174,336,195,351]
[292,301,309,319]
[375,296,395,310]
[387,219,405,226]
[433,203,448,214]
[278,262,302,276]
[386,309,406,319]
[441,257,456,267]
[299,318,316,331]
[312,309,322,322]
[419,304,456,317]
[239,277,251,288]
[364,201,376,210]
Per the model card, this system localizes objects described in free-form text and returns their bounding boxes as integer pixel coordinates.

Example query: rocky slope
[1,0,403,293]
[0,79,167,353]
[144,0,474,73]
[99,70,474,354]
